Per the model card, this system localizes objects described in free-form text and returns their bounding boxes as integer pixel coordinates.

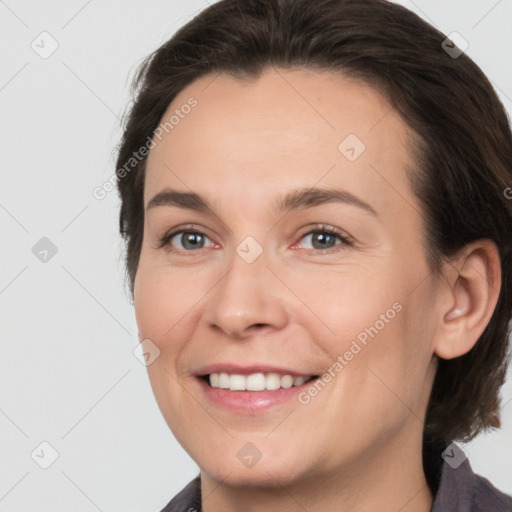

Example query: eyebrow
[146,187,378,216]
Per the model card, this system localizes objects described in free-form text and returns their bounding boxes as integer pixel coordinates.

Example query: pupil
[182,232,203,249]
[313,232,335,249]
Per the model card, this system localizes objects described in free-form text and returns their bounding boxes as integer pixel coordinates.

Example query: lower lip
[196,376,317,413]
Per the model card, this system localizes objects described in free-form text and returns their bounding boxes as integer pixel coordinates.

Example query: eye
[296,224,352,252]
[158,227,215,252]
[157,223,352,254]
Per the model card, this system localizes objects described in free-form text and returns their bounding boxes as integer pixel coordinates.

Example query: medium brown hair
[115,0,512,446]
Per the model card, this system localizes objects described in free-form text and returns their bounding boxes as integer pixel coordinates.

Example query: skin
[133,67,501,512]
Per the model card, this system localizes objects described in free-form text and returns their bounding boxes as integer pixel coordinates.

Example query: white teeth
[218,372,230,389]
[281,375,294,388]
[293,376,307,387]
[210,373,219,387]
[229,374,246,391]
[246,373,266,391]
[265,373,281,390]
[208,372,313,391]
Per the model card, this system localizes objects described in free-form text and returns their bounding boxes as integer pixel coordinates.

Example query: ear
[434,239,501,360]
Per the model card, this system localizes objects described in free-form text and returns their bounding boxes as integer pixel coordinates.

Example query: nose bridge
[205,241,288,338]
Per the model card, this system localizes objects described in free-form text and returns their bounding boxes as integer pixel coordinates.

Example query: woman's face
[134,68,442,486]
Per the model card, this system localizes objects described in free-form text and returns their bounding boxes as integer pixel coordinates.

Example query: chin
[204,462,299,488]
[196,445,309,488]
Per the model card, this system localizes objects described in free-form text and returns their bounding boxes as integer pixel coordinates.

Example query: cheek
[321,305,430,449]
[346,292,437,423]
[300,263,433,406]
[133,262,204,427]
[285,262,401,348]
[134,260,210,348]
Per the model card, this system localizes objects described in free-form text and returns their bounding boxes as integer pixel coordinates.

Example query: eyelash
[157,223,353,255]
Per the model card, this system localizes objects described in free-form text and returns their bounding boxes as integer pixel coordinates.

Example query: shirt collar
[423,436,475,511]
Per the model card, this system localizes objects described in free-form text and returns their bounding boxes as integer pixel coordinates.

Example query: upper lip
[195,363,317,378]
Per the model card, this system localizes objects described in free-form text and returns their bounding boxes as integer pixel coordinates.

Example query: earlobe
[434,239,501,360]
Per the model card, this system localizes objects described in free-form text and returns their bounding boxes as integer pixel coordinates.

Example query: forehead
[144,67,419,222]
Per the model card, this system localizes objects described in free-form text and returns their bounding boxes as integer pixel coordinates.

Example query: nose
[204,248,288,339]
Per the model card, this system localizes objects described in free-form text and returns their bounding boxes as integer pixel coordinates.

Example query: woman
[115,0,512,510]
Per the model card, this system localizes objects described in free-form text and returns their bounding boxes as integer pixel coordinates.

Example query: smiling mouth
[200,372,319,391]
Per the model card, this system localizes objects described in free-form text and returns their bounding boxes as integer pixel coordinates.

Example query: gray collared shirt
[160,443,512,512]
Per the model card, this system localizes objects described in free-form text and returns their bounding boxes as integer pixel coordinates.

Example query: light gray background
[1,1,511,511]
